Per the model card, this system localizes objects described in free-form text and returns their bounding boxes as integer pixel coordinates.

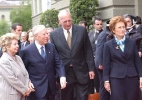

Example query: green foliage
[0,20,10,36]
[40,9,59,28]
[70,0,99,26]
[10,1,32,31]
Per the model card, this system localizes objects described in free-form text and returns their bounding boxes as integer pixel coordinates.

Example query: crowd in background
[0,9,142,100]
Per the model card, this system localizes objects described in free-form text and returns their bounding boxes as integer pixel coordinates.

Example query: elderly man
[50,10,95,100]
[20,32,29,49]
[20,25,66,100]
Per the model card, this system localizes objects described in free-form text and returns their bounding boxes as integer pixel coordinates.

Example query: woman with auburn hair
[103,16,142,100]
[0,33,35,100]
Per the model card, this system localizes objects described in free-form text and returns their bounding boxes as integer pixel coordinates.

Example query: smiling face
[6,39,19,55]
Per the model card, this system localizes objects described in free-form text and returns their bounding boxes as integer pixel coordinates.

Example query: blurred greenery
[40,9,59,28]
[0,20,10,36]
[10,0,32,31]
[70,0,99,26]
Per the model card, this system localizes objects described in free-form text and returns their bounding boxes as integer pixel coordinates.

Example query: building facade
[31,0,142,26]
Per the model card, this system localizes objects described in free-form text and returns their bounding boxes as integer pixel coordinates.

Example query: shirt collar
[35,40,45,51]
[62,26,72,33]
[114,35,126,45]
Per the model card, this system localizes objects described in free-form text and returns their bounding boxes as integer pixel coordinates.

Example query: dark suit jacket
[103,38,142,81]
[95,28,110,68]
[20,42,65,98]
[137,24,142,35]
[50,24,94,84]
[88,30,102,55]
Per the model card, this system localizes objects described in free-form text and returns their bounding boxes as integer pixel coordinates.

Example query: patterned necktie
[40,46,46,59]
[67,30,71,49]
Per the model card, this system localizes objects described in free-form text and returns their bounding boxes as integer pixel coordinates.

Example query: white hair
[21,31,27,36]
[58,10,71,20]
[32,25,45,35]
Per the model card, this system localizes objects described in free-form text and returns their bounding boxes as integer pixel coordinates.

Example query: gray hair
[32,25,45,35]
[21,31,27,36]
[58,10,71,20]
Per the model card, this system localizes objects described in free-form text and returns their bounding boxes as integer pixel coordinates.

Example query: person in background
[103,16,142,100]
[20,32,29,50]
[50,10,95,100]
[135,16,142,35]
[0,33,34,100]
[79,21,88,32]
[27,30,34,44]
[123,14,142,57]
[88,18,103,94]
[20,25,66,100]
[0,23,23,57]
[47,27,54,43]
[95,20,111,100]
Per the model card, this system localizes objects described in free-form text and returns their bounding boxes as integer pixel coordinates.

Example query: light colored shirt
[35,40,45,54]
[114,35,125,52]
[63,26,72,40]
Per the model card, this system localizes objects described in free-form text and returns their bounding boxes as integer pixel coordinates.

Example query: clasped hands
[23,82,35,96]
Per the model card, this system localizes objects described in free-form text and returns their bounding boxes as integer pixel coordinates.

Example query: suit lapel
[45,44,50,64]
[71,25,79,50]
[112,39,126,58]
[58,28,70,50]
[90,32,95,43]
[31,43,46,63]
[124,38,130,56]
[3,53,26,75]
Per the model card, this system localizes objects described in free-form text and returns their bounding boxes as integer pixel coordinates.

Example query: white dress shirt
[35,41,45,54]
[63,27,72,40]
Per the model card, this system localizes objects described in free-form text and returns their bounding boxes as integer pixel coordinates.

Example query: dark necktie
[40,46,46,59]
[67,30,71,49]
[21,42,24,49]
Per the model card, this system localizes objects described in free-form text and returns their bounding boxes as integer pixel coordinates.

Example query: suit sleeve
[83,28,95,71]
[0,60,28,94]
[53,44,65,77]
[103,42,111,81]
[96,32,107,67]
[134,42,142,77]
[19,50,29,69]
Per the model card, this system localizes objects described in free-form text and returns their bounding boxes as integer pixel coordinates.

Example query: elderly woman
[103,16,142,100]
[0,33,34,100]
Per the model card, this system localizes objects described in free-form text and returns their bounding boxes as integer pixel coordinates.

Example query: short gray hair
[32,25,45,35]
[58,10,71,20]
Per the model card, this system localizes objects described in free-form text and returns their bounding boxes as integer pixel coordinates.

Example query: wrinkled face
[113,22,126,38]
[7,39,19,55]
[124,17,132,28]
[59,13,72,30]
[34,28,49,45]
[12,26,23,36]
[94,20,103,31]
[21,34,27,42]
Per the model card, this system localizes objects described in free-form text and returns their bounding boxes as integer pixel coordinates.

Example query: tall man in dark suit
[50,10,95,100]
[20,25,66,100]
[95,20,111,100]
[88,18,103,93]
[0,23,22,57]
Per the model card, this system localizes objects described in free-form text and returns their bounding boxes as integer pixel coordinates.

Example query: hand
[99,65,103,70]
[104,82,111,93]
[140,78,142,89]
[28,82,35,92]
[138,52,142,57]
[89,71,95,79]
[60,77,66,89]
[23,88,31,96]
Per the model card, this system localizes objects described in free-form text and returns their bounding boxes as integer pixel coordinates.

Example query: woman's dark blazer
[103,38,142,81]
